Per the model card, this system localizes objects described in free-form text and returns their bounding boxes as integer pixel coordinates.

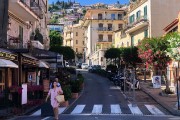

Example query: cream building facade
[115,0,180,48]
[82,9,125,66]
[8,0,49,50]
[63,21,85,62]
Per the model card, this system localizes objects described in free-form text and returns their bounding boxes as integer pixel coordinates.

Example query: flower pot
[60,101,69,107]
[71,93,78,99]
[80,83,84,89]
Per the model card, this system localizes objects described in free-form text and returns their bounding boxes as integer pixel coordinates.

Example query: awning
[0,59,18,68]
[39,60,49,68]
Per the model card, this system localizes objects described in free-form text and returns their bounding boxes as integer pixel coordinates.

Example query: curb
[140,83,180,116]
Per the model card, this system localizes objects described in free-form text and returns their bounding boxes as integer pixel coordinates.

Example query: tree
[50,46,75,60]
[0,0,8,48]
[122,47,142,67]
[49,30,63,47]
[164,32,180,61]
[104,48,121,65]
[138,37,171,92]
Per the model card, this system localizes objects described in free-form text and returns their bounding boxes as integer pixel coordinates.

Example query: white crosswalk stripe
[92,104,103,114]
[30,104,167,116]
[111,104,122,114]
[71,105,86,114]
[128,104,143,115]
[145,105,165,115]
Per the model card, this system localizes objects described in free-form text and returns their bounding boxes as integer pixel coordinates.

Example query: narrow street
[9,69,180,120]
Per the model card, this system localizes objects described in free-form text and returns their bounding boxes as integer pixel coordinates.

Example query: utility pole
[0,0,9,48]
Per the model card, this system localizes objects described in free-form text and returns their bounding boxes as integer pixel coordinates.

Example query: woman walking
[46,80,63,120]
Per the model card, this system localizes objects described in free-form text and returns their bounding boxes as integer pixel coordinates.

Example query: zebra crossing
[30,104,168,116]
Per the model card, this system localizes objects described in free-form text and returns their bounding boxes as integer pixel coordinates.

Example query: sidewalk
[140,81,180,116]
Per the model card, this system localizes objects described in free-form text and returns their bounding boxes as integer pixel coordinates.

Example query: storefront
[0,48,18,106]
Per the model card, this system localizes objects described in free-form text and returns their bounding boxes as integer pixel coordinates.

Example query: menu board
[22,84,27,105]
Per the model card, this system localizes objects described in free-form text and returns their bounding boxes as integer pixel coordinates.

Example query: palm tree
[0,0,9,48]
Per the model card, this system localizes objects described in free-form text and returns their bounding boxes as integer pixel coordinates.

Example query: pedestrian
[50,78,61,89]
[46,80,63,120]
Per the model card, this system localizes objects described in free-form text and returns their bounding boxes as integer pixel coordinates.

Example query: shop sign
[152,76,161,88]
[22,84,27,105]
[0,51,18,61]
[28,72,36,82]
[22,57,37,65]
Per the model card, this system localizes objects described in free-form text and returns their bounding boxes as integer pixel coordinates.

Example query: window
[76,48,78,52]
[108,35,112,42]
[19,26,23,43]
[76,32,78,36]
[144,6,147,18]
[98,13,103,20]
[118,14,122,20]
[83,41,85,45]
[127,42,129,47]
[76,40,78,44]
[108,24,112,31]
[144,29,148,38]
[98,34,103,41]
[136,10,141,20]
[131,36,134,46]
[98,23,103,30]
[118,24,123,30]
[129,14,135,23]
[121,42,124,47]
[111,14,115,20]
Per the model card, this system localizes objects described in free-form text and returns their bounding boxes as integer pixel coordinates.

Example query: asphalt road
[9,69,179,120]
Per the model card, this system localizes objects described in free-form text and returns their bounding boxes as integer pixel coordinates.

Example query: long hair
[51,80,57,89]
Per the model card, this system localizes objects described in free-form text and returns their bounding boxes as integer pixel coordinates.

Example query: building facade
[8,0,49,50]
[115,0,180,47]
[63,21,85,62]
[82,9,125,66]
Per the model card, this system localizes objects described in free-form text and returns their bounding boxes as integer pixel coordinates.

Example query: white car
[81,63,89,69]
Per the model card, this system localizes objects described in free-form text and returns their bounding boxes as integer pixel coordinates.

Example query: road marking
[30,109,41,116]
[145,105,165,115]
[92,104,103,114]
[59,107,67,114]
[71,105,86,114]
[41,117,50,120]
[128,104,142,115]
[111,104,122,114]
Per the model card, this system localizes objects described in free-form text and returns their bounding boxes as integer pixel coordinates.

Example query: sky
[48,0,129,5]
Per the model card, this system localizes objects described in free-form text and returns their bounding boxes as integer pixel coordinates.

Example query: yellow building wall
[133,31,145,46]
[114,31,131,48]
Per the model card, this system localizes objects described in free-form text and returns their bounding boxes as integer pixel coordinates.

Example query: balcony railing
[128,15,148,27]
[97,39,113,42]
[20,0,43,19]
[8,42,29,49]
[97,27,114,31]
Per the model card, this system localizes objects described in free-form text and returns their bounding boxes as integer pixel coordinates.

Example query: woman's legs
[53,107,59,120]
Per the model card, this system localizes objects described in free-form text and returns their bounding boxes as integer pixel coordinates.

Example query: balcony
[125,16,149,33]
[97,27,114,32]
[97,39,113,43]
[9,0,43,21]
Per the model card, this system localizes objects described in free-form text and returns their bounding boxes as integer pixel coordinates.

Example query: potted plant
[70,80,81,99]
[61,86,71,107]
[77,74,84,90]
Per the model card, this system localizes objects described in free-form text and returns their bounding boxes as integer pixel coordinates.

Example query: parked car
[81,63,89,69]
[88,65,101,72]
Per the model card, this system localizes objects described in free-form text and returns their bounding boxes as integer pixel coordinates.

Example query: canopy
[0,59,18,68]
[39,60,49,68]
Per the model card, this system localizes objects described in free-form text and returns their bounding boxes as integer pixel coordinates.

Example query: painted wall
[178,12,180,32]
[151,0,180,37]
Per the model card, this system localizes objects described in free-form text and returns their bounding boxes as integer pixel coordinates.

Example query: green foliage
[164,32,180,61]
[138,37,171,69]
[62,86,72,101]
[122,47,142,67]
[104,48,121,59]
[34,28,43,44]
[50,46,75,60]
[49,30,63,47]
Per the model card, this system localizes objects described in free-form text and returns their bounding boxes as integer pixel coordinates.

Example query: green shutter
[144,30,148,38]
[144,6,147,17]
[131,36,134,46]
